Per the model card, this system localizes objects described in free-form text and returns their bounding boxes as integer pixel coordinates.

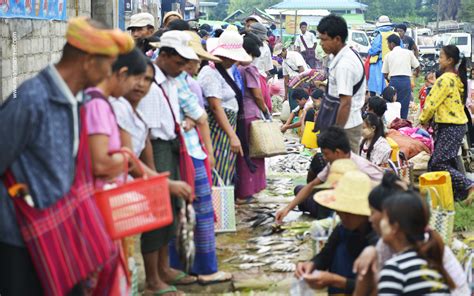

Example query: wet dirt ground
[132,140,328,295]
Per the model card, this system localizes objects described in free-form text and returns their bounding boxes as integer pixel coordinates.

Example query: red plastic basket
[94,150,173,240]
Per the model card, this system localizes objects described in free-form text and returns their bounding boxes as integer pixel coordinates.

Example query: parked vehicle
[436,33,472,64]
[348,29,371,57]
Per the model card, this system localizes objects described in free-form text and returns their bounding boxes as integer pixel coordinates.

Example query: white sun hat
[376,15,393,27]
[149,30,198,60]
[206,30,251,63]
[127,12,155,29]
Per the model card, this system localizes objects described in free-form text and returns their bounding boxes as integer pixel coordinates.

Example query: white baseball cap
[127,13,155,29]
[149,31,198,60]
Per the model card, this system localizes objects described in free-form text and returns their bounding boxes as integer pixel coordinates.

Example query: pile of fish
[266,178,294,196]
[223,236,300,272]
[285,139,304,154]
[269,153,311,174]
[240,205,280,230]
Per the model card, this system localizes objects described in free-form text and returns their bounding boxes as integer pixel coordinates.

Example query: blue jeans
[389,76,411,119]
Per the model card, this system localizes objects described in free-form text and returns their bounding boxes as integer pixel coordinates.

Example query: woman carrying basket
[86,47,195,295]
[235,32,270,203]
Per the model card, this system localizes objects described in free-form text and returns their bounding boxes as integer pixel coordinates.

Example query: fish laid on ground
[256,246,271,254]
[269,154,311,174]
[269,261,296,272]
[239,262,266,270]
[176,202,196,274]
[247,237,295,245]
[250,216,274,228]
[224,254,259,263]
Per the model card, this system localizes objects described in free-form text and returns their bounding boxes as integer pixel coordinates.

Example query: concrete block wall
[0,0,92,101]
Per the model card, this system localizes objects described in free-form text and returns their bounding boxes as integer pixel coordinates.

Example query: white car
[437,33,472,63]
[347,29,371,57]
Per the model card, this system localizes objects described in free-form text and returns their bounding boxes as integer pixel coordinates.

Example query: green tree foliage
[360,0,468,23]
[208,0,229,20]
[226,0,281,16]
[459,0,474,22]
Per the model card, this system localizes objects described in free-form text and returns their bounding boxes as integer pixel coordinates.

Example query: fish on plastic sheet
[176,202,196,273]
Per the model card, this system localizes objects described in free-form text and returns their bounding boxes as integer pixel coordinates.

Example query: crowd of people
[0,9,473,296]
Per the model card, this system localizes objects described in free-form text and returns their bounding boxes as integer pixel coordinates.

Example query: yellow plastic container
[419,172,454,211]
[386,137,400,163]
[301,121,319,149]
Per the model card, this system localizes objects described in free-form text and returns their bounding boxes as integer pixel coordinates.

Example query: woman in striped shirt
[377,192,454,295]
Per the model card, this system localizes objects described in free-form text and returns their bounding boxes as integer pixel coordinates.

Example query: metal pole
[294,9,298,39]
[196,0,200,19]
[280,12,283,40]
[436,0,441,34]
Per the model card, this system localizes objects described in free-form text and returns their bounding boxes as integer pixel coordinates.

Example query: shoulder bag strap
[157,84,181,135]
[300,35,309,50]
[350,48,366,95]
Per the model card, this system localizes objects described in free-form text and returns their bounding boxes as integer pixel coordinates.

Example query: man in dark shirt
[294,171,378,294]
[395,24,419,57]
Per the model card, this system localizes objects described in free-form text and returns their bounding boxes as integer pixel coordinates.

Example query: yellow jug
[419,172,454,211]
[301,121,319,149]
[386,137,400,163]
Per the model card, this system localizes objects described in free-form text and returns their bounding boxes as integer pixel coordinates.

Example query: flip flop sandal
[235,196,257,205]
[169,271,197,285]
[145,285,181,296]
[198,271,233,285]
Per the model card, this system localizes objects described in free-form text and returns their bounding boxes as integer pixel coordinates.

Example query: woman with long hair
[359,113,391,166]
[378,191,454,294]
[353,173,469,295]
[419,45,473,202]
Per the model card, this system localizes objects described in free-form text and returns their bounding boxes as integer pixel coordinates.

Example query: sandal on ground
[198,271,233,285]
[144,285,182,296]
[169,271,197,285]
[235,196,257,205]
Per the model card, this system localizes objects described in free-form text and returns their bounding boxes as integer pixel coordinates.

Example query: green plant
[454,202,474,232]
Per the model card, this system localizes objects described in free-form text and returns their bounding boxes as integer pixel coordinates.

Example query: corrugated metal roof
[271,0,367,10]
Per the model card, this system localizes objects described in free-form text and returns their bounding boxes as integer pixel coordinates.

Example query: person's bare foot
[463,189,474,206]
[161,268,197,285]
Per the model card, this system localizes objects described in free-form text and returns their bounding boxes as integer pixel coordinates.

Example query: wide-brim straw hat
[206,30,251,63]
[184,31,221,62]
[163,11,182,25]
[273,43,284,56]
[313,171,372,216]
[315,159,358,189]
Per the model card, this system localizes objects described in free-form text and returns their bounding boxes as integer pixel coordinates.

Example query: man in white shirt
[382,34,420,119]
[317,14,366,152]
[127,12,155,42]
[274,43,308,110]
[138,31,200,294]
[295,21,318,69]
